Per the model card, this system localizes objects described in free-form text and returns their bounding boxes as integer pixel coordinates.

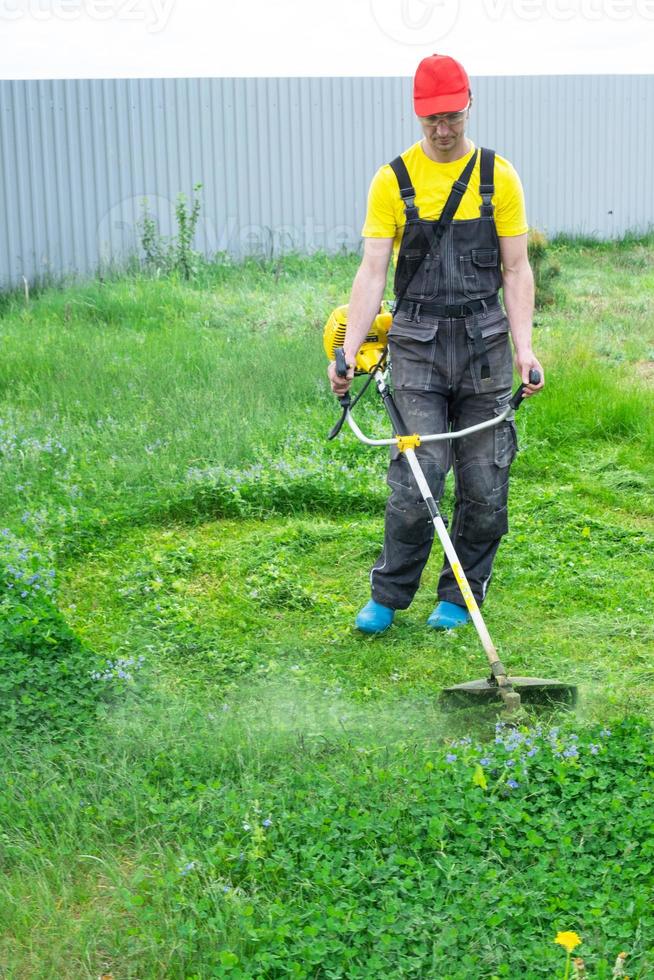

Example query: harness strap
[433,149,479,234]
[470,307,491,380]
[390,147,494,382]
[476,147,496,377]
[389,155,419,223]
[479,147,496,218]
[390,149,480,265]
[396,296,500,318]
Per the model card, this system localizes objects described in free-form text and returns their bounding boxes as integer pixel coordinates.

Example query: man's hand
[514,350,545,398]
[327,358,355,396]
[326,237,393,399]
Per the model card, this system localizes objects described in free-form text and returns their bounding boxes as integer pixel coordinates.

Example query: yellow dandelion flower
[555,931,582,953]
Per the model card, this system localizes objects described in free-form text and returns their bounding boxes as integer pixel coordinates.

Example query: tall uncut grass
[1,248,652,557]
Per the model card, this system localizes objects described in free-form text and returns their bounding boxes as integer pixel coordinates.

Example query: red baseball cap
[413,54,470,116]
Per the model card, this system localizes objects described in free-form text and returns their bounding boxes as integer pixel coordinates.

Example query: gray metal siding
[471,74,653,239]
[1,74,653,290]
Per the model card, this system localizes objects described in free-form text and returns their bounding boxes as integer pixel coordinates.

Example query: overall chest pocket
[403,252,442,302]
[460,248,499,299]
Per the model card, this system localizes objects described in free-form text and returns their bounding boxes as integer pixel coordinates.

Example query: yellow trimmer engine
[323,302,392,374]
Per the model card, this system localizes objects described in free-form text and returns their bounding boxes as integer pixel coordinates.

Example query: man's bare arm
[499,232,544,398]
[328,237,394,396]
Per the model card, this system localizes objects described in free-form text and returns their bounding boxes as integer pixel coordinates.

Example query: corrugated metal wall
[1,75,653,290]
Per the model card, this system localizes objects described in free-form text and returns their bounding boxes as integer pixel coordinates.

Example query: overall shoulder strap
[419,148,479,256]
[479,147,496,217]
[390,148,480,311]
[438,148,479,229]
[389,155,419,222]
[389,147,479,237]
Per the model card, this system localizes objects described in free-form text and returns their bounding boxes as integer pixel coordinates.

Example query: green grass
[2,706,652,979]
[1,245,653,978]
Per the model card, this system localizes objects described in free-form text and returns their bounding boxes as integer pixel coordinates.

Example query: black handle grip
[335,347,348,379]
[329,348,352,439]
[509,368,542,411]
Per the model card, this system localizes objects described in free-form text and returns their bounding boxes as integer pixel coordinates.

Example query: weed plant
[528,228,561,308]
[139,183,205,280]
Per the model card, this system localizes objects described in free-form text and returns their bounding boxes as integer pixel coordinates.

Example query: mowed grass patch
[58,441,654,722]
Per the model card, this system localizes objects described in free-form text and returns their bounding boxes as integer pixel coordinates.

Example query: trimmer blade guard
[440,676,578,710]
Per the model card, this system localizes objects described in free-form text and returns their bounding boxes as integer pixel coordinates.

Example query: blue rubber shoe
[427,600,471,630]
[355,599,395,634]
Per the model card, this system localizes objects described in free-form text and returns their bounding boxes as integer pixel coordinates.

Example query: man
[328,53,544,634]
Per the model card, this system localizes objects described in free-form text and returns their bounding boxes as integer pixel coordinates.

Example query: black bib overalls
[369,147,518,610]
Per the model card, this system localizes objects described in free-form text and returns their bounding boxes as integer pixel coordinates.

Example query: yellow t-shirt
[361,141,528,264]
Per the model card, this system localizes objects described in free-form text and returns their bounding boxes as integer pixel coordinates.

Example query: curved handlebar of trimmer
[329,350,541,443]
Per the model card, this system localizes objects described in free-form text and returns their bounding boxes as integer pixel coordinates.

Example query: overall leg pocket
[389,318,439,391]
[453,415,517,544]
[466,323,513,394]
[454,459,510,542]
[386,456,445,545]
[494,418,518,468]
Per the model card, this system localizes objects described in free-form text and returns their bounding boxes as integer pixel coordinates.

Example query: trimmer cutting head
[441,676,578,711]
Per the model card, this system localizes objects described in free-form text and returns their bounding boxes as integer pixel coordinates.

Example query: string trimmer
[324,305,577,715]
